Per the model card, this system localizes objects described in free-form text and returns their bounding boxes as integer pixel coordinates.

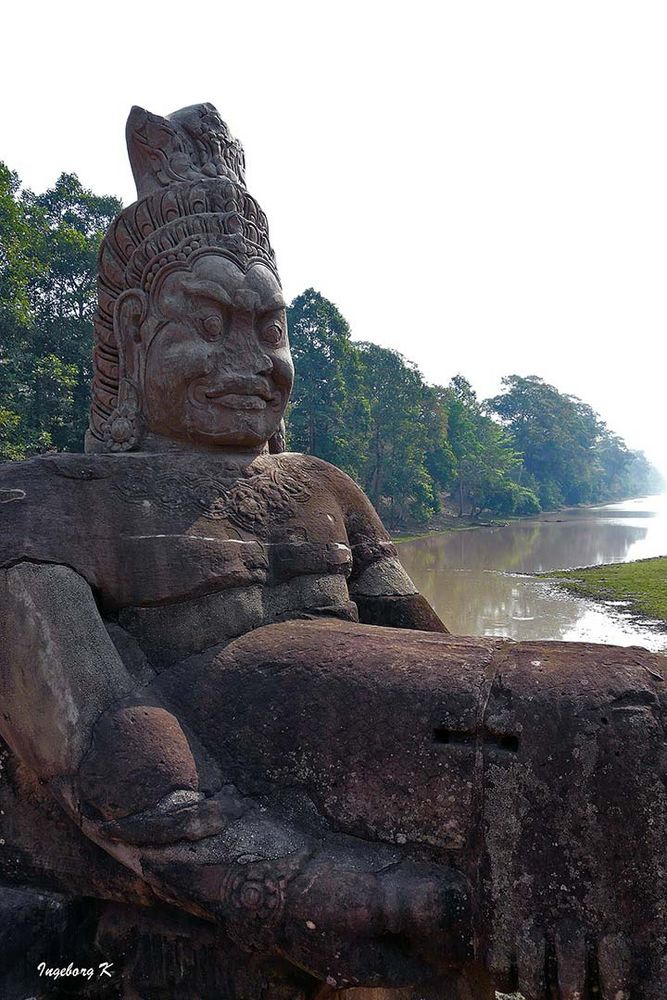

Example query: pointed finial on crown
[126,102,247,199]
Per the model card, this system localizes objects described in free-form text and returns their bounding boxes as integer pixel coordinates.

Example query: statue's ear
[114,290,148,383]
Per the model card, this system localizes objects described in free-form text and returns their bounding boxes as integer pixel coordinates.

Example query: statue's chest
[110,460,314,533]
[94,460,352,614]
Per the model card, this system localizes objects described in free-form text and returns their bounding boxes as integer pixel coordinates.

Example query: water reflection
[398,495,667,651]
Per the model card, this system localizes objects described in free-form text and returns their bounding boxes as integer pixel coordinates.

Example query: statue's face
[141,255,293,449]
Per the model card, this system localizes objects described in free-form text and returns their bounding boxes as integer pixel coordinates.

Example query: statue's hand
[61,669,468,989]
[276,850,469,987]
[139,810,469,989]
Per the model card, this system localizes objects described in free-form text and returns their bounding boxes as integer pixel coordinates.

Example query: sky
[3,1,667,474]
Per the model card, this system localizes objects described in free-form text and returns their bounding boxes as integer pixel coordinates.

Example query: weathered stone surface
[352,591,449,631]
[77,705,200,820]
[157,619,667,988]
[0,562,136,777]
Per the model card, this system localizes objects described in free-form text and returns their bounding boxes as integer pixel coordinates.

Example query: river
[397,494,667,651]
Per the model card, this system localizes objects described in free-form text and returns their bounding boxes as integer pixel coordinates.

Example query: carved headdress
[86,102,279,453]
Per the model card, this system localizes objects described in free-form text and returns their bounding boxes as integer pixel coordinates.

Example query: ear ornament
[102,379,140,452]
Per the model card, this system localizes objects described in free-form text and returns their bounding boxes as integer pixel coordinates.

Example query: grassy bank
[393,514,515,543]
[547,556,667,622]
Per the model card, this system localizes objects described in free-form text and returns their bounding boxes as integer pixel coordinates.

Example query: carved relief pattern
[220,861,290,947]
[113,463,312,531]
[108,179,276,293]
[127,103,247,196]
[219,853,305,950]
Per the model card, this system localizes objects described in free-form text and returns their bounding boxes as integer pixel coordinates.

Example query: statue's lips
[189,380,281,410]
[206,391,270,411]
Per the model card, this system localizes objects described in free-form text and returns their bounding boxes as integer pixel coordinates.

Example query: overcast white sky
[3,1,667,473]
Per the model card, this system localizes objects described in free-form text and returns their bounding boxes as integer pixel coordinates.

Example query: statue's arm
[0,561,264,865]
[350,553,449,632]
[323,463,449,632]
[0,560,223,850]
[0,561,138,800]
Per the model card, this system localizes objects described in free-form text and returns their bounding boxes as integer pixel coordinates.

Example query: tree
[286,289,369,479]
[0,163,35,324]
[442,376,535,517]
[487,375,663,507]
[22,172,122,448]
[488,376,596,507]
[0,165,122,460]
[356,343,436,525]
[0,163,47,459]
[422,385,457,498]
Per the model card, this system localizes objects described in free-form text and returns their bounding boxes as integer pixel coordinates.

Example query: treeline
[287,289,663,524]
[1,165,663,525]
[0,164,121,459]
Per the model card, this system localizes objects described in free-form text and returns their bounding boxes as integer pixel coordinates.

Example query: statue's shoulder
[270,452,389,538]
[0,453,117,571]
[0,452,123,486]
[0,452,110,507]
[269,451,367,501]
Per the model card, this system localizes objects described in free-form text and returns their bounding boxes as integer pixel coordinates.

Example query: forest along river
[397,494,667,652]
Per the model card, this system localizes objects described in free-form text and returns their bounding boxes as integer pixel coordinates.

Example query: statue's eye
[201,313,223,338]
[262,321,283,346]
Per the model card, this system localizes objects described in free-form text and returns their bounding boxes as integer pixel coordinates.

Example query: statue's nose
[254,348,274,377]
[221,318,274,376]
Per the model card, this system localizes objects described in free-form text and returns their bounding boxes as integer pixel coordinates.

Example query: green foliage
[356,342,437,525]
[286,289,369,479]
[487,375,663,508]
[422,386,457,493]
[0,163,121,459]
[440,376,535,518]
[0,163,36,324]
[480,480,542,517]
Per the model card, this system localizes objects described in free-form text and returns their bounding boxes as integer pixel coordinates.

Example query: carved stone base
[96,901,324,999]
[0,889,496,1000]
[0,888,100,1000]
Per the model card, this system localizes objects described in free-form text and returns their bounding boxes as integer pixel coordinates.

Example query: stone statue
[0,103,665,1000]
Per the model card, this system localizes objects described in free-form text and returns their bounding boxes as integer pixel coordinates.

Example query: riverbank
[392,495,664,545]
[545,556,667,624]
[395,496,667,649]
[393,513,514,543]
